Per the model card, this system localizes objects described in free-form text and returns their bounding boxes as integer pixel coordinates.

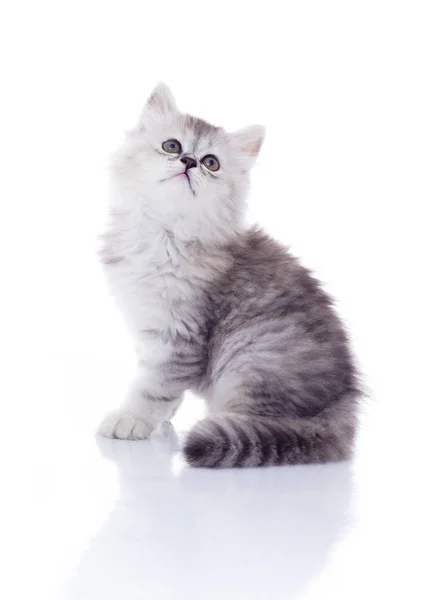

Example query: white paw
[97,410,155,440]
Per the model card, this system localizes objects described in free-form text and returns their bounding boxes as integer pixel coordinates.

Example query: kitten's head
[111,83,265,243]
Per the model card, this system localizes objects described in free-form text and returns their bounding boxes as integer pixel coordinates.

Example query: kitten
[98,83,360,468]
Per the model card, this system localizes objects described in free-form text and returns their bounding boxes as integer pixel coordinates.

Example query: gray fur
[183,228,359,467]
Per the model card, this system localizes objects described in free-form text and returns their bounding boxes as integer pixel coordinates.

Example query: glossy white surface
[4,358,437,599]
[2,1,439,598]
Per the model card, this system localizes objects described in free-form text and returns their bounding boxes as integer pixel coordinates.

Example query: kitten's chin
[160,172,195,195]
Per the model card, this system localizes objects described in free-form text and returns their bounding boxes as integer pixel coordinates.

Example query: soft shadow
[65,428,354,600]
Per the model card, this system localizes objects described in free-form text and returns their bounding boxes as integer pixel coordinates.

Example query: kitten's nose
[180,154,197,170]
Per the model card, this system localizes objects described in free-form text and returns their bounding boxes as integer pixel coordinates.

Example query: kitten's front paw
[97,410,155,440]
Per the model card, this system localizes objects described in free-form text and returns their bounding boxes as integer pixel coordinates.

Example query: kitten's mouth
[161,171,195,195]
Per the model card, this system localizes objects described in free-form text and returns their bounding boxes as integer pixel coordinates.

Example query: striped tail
[183,406,356,469]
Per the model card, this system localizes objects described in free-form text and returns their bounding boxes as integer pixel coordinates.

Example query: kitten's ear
[138,82,178,126]
[230,125,266,165]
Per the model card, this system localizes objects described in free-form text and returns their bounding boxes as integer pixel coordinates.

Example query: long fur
[98,83,360,468]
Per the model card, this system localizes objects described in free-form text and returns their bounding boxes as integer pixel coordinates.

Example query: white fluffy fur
[98,83,265,439]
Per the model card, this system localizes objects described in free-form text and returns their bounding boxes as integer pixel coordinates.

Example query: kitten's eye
[202,155,220,172]
[162,139,182,154]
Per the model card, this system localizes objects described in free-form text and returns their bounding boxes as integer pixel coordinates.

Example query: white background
[1,1,439,599]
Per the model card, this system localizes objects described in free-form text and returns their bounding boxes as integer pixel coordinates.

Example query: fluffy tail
[183,403,356,469]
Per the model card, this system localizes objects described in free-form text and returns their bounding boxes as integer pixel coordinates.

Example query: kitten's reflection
[65,426,353,600]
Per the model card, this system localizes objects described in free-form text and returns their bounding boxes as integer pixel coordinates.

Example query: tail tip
[183,430,217,468]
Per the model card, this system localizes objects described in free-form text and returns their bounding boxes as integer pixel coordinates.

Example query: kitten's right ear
[138,82,178,127]
[229,124,266,166]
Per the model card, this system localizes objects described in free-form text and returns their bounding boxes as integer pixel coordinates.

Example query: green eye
[162,139,182,154]
[202,155,220,172]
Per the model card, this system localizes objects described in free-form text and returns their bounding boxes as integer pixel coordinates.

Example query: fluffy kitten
[98,83,359,468]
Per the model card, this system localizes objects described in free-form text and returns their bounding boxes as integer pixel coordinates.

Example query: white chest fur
[102,218,207,340]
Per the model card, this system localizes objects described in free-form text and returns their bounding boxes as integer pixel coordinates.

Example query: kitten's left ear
[230,125,266,165]
[139,82,178,126]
